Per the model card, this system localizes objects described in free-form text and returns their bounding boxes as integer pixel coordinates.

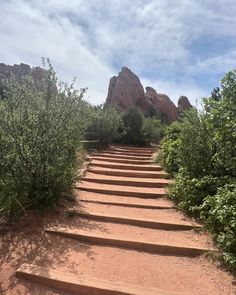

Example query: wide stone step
[92,152,152,160]
[67,209,202,231]
[77,202,197,225]
[87,167,170,179]
[14,236,230,295]
[77,181,166,198]
[16,264,173,295]
[77,191,174,209]
[109,145,155,153]
[106,149,154,157]
[92,156,152,165]
[80,198,173,209]
[61,209,213,249]
[90,161,163,171]
[46,228,215,257]
[82,173,170,188]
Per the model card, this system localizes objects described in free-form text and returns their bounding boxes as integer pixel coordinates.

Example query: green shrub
[203,73,236,177]
[119,107,144,145]
[178,109,213,178]
[158,121,181,174]
[160,69,236,272]
[170,169,229,216]
[0,62,88,218]
[201,184,236,272]
[141,118,163,145]
[87,104,121,145]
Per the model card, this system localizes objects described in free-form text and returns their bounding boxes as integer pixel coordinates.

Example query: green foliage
[160,69,236,272]
[118,107,164,146]
[203,72,236,177]
[0,61,88,218]
[158,122,181,174]
[87,104,121,145]
[119,107,144,145]
[170,170,229,216]
[159,109,213,177]
[178,109,213,178]
[141,118,163,145]
[201,185,236,271]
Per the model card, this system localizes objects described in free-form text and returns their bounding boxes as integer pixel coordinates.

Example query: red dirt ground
[0,145,236,294]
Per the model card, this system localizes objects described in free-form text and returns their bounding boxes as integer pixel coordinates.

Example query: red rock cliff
[105,67,192,123]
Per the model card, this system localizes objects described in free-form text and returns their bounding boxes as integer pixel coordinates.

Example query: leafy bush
[203,72,236,177]
[119,107,144,145]
[170,170,229,216]
[158,121,181,174]
[141,118,163,145]
[201,184,236,271]
[0,62,88,218]
[178,110,213,178]
[160,69,236,272]
[86,104,121,145]
[118,107,164,146]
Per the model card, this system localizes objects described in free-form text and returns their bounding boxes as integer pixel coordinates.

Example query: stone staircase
[15,145,227,295]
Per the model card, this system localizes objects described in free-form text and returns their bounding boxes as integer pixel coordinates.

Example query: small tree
[158,121,182,174]
[203,71,236,178]
[120,107,144,145]
[0,61,88,218]
[142,118,163,145]
[87,104,121,144]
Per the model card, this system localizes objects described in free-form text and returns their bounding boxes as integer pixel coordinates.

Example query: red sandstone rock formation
[0,63,31,81]
[178,95,192,113]
[106,67,149,112]
[0,63,48,84]
[106,67,191,123]
[0,63,54,92]
[145,86,178,122]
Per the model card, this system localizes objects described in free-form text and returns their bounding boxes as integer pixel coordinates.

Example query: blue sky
[1,0,236,106]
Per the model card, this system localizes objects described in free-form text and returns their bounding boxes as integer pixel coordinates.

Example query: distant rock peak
[106,67,192,123]
[178,95,193,112]
[0,62,47,83]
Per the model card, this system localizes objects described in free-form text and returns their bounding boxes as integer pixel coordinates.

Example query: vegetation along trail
[13,145,235,295]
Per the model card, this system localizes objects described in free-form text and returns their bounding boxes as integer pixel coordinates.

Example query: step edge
[16,264,174,295]
[67,209,202,230]
[87,169,170,178]
[79,199,174,209]
[90,163,163,171]
[92,157,153,164]
[83,176,170,184]
[82,177,169,187]
[76,186,166,198]
[92,153,152,159]
[45,228,217,257]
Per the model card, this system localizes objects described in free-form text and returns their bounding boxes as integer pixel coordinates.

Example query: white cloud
[192,50,236,73]
[0,0,236,104]
[0,0,115,103]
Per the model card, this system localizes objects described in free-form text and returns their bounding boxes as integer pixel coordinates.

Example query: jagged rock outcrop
[178,95,192,113]
[145,87,178,122]
[106,67,149,112]
[0,63,47,85]
[0,63,31,81]
[106,67,191,123]
[0,63,55,95]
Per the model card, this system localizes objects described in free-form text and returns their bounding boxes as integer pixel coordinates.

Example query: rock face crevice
[106,67,192,123]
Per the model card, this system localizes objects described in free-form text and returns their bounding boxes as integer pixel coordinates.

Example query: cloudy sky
[1,0,236,106]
